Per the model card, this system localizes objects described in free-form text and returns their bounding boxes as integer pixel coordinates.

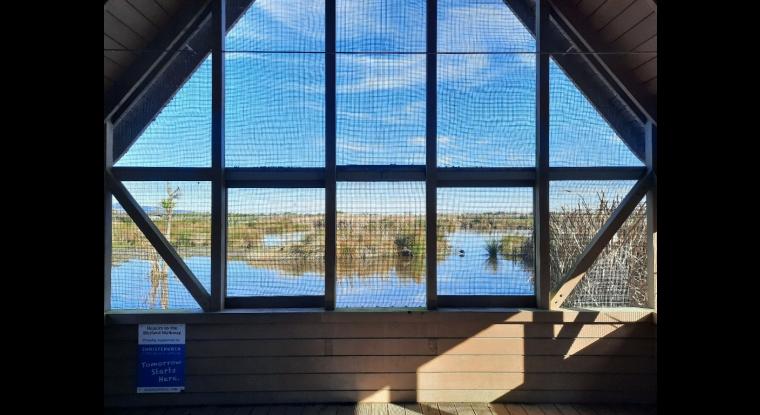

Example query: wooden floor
[105,403,656,415]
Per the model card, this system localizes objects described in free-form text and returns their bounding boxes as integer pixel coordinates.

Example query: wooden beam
[210,0,226,312]
[105,170,211,311]
[104,121,114,312]
[535,0,551,309]
[112,167,214,181]
[547,0,656,125]
[645,121,657,317]
[426,0,438,310]
[104,0,213,121]
[111,0,256,162]
[551,172,655,309]
[324,0,337,311]
[501,0,646,162]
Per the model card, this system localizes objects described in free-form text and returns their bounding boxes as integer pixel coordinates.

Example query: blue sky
[115,0,642,214]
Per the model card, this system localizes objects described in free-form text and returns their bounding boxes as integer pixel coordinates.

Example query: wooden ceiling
[104,0,185,92]
[553,0,657,105]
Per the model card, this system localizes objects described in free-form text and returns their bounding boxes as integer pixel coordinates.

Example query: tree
[148,184,182,309]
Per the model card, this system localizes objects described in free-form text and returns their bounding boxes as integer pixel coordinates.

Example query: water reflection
[111,231,534,310]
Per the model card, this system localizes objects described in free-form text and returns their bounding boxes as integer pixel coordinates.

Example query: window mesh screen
[549,59,644,167]
[437,0,535,53]
[337,54,426,165]
[227,188,325,297]
[111,184,211,310]
[225,0,325,52]
[121,181,212,281]
[437,188,534,296]
[225,53,325,167]
[337,0,426,52]
[548,181,647,307]
[336,182,426,308]
[115,55,211,168]
[438,53,535,167]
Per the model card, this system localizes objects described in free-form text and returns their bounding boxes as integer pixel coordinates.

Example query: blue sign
[137,324,186,393]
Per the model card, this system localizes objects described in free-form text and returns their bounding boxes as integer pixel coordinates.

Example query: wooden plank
[436,337,656,356]
[105,391,655,407]
[419,404,439,415]
[469,403,490,415]
[105,170,211,310]
[536,404,562,415]
[452,404,473,415]
[520,405,544,415]
[106,355,657,376]
[154,0,183,14]
[577,0,607,17]
[104,309,654,325]
[104,10,145,50]
[554,405,581,415]
[366,404,388,415]
[503,405,527,415]
[107,0,159,40]
[487,404,508,415]
[104,56,124,79]
[551,172,654,309]
[634,34,656,52]
[570,405,598,415]
[232,407,254,415]
[632,57,656,83]
[598,1,656,44]
[303,406,325,415]
[610,12,656,52]
[105,336,657,359]
[106,372,654,394]
[388,404,405,415]
[405,404,423,415]
[127,0,171,28]
[587,0,637,31]
[436,404,456,415]
[104,322,657,341]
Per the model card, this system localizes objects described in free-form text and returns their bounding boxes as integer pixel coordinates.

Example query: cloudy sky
[116,0,641,214]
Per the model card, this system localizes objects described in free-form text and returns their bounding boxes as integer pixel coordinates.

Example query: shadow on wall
[103,310,656,407]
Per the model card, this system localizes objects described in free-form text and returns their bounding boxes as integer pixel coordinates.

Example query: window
[106,0,653,311]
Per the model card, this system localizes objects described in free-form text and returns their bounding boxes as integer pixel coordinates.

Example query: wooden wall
[104,310,656,407]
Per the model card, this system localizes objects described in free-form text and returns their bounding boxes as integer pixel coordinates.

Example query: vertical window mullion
[325,0,337,310]
[426,0,438,310]
[535,0,551,309]
[210,0,227,311]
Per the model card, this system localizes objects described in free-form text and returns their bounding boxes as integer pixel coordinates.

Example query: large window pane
[549,181,647,307]
[337,0,426,52]
[336,182,426,308]
[337,54,425,165]
[225,0,324,52]
[225,53,324,167]
[438,53,535,167]
[227,188,325,296]
[111,181,212,310]
[437,188,534,296]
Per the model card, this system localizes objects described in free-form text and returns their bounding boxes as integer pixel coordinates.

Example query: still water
[110,231,534,310]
